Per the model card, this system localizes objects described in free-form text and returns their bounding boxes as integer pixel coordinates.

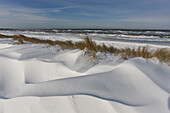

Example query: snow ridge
[0,42,170,113]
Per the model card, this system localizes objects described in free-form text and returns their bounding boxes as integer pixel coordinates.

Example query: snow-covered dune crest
[13,58,170,106]
[0,40,170,113]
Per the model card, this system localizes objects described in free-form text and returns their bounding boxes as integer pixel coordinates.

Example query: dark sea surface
[0,29,170,46]
[0,29,170,37]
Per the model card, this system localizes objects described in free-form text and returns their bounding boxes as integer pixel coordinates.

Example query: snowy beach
[0,29,170,113]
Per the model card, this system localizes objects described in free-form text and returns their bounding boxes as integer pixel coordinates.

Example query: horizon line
[0,28,170,31]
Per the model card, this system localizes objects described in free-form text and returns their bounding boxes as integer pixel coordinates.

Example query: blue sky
[0,0,170,29]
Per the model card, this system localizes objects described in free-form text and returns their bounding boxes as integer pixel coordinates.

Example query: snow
[0,29,170,49]
[0,30,170,113]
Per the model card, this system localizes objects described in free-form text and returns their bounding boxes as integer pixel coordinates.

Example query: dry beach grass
[0,34,170,65]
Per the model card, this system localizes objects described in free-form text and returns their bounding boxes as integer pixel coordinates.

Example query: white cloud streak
[0,4,75,28]
[118,16,170,24]
[0,4,79,16]
[0,10,10,15]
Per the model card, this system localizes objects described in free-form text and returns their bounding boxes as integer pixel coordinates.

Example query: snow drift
[0,39,170,113]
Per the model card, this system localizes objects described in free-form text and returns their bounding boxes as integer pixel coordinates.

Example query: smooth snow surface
[0,36,170,113]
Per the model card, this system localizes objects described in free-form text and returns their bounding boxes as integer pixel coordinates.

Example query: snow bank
[0,39,170,113]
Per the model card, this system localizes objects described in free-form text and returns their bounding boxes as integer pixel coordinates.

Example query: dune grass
[0,34,170,65]
[162,36,170,38]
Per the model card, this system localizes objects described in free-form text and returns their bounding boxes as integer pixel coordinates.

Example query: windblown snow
[0,31,170,113]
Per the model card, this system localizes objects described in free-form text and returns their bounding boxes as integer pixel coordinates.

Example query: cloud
[52,10,61,12]
[79,12,95,16]
[58,6,80,10]
[0,10,10,15]
[0,4,77,21]
[119,16,170,25]
[0,4,73,28]
[51,6,80,12]
[0,1,169,29]
[0,4,79,15]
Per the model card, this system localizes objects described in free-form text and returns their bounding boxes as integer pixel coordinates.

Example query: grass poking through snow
[0,34,170,65]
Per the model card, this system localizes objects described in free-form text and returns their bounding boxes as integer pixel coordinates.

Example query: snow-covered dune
[0,38,170,113]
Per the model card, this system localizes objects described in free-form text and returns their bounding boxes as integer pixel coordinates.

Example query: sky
[0,0,170,29]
